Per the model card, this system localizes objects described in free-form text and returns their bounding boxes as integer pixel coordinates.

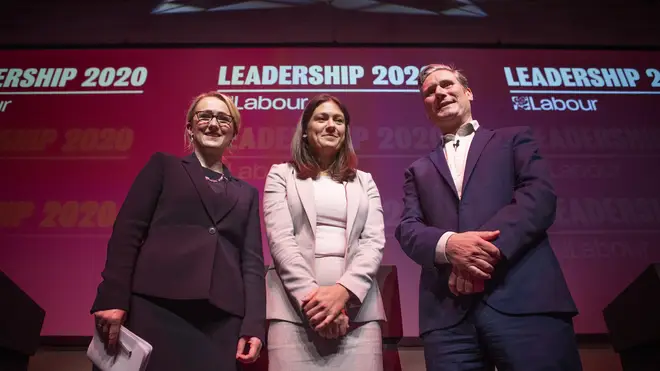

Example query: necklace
[205,174,226,183]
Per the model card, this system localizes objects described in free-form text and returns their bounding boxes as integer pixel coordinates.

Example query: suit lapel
[462,129,494,194]
[215,179,240,224]
[429,148,459,198]
[294,176,316,236]
[181,154,238,225]
[182,155,217,222]
[345,178,360,244]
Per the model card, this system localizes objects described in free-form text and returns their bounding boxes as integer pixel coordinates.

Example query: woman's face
[187,97,235,151]
[305,100,346,158]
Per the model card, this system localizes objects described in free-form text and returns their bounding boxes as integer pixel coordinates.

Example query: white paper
[87,326,152,371]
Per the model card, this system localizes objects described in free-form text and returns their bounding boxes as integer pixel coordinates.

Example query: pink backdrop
[1,47,659,336]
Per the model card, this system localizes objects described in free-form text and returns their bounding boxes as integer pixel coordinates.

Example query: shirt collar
[442,120,479,145]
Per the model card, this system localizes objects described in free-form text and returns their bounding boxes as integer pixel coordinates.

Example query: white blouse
[312,174,347,258]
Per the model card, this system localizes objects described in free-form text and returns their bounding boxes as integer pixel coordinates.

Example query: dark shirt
[203,167,228,195]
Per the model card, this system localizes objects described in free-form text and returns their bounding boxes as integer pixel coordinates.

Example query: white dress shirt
[435,120,480,264]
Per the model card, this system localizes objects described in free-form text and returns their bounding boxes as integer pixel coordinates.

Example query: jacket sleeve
[337,172,386,303]
[395,166,450,269]
[239,187,267,343]
[263,164,318,310]
[479,127,557,263]
[91,152,164,313]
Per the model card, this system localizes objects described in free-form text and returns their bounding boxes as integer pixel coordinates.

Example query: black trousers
[93,294,242,371]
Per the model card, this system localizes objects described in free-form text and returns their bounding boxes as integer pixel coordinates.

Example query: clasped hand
[446,230,502,296]
[301,284,351,339]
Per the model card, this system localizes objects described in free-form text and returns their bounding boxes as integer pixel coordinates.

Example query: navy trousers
[422,300,582,371]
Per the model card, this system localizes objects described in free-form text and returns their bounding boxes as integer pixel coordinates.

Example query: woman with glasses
[90,91,266,371]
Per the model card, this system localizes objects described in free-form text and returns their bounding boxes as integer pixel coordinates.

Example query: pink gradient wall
[1,47,659,336]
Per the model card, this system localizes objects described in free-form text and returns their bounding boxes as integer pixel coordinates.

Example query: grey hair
[418,64,469,92]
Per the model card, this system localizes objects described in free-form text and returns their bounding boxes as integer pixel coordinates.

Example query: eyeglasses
[194,111,234,126]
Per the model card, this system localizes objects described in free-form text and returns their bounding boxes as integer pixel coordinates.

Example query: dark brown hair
[290,94,357,182]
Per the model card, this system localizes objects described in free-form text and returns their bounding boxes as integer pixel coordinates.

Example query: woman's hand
[93,309,127,354]
[301,284,351,331]
[317,312,350,339]
[236,336,262,364]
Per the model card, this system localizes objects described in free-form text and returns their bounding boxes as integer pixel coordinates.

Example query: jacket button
[208,227,217,235]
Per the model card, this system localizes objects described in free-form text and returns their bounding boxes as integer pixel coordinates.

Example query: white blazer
[263,163,387,324]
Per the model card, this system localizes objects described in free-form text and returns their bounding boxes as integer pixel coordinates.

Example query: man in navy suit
[395,64,582,370]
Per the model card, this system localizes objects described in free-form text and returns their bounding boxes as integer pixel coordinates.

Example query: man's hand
[317,312,350,339]
[236,336,262,364]
[302,284,351,331]
[93,309,127,355]
[446,230,502,279]
[448,266,485,296]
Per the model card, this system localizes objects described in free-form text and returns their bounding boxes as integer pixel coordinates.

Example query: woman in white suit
[263,94,386,370]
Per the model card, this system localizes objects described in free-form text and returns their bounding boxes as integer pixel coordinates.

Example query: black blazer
[91,152,266,341]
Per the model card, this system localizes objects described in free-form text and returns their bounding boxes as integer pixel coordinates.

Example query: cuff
[435,231,455,264]
[239,321,266,346]
[336,281,362,308]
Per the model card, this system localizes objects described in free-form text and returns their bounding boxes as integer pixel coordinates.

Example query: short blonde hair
[418,64,469,92]
[184,91,241,151]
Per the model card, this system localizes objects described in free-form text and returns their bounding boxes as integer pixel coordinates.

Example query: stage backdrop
[1,48,659,336]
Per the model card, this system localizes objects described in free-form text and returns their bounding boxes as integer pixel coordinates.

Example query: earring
[302,134,307,138]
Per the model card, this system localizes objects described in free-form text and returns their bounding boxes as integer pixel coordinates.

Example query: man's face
[421,68,473,130]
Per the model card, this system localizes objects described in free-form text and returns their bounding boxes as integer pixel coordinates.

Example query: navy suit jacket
[395,126,577,336]
[91,152,266,342]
